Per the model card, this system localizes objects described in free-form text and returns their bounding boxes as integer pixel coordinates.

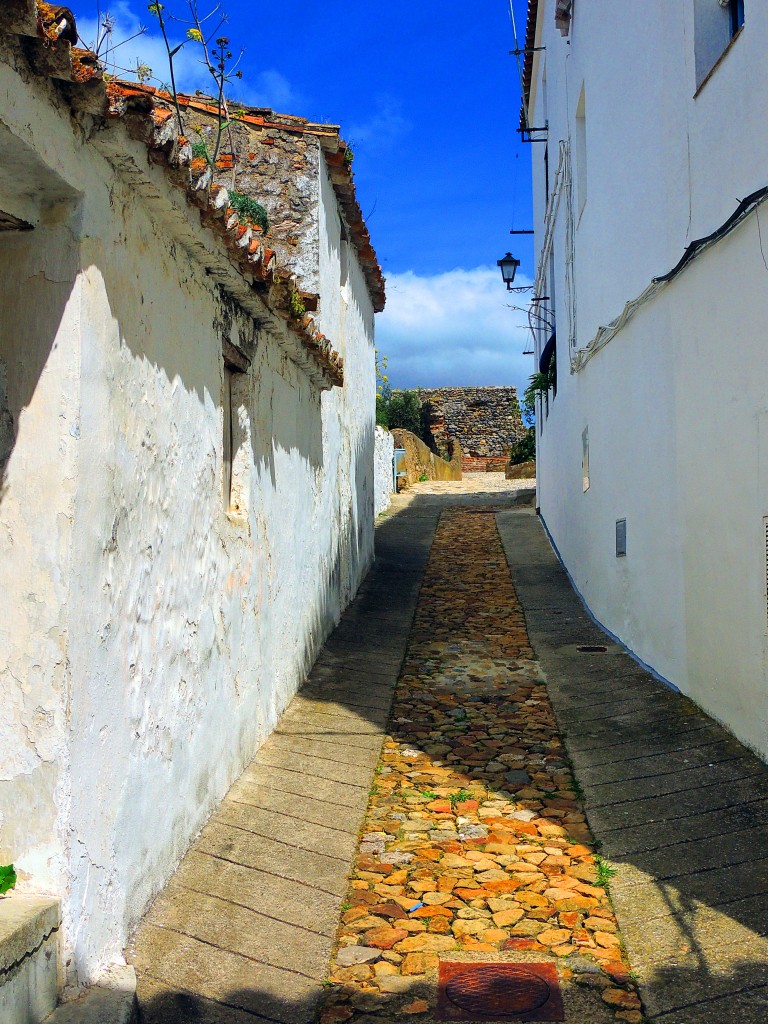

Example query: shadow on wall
[0,160,376,979]
[133,489,768,1023]
[0,217,79,500]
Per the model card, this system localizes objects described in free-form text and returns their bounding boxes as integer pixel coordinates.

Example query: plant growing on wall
[375,350,390,427]
[146,2,244,166]
[0,864,17,896]
[522,352,556,426]
[227,192,269,233]
[288,289,306,320]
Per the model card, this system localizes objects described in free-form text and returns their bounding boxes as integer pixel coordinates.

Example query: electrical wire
[572,185,768,373]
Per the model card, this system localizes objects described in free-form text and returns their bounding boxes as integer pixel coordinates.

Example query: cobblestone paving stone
[319,509,642,1024]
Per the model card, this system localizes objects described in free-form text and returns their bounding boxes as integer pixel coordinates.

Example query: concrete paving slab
[130,925,322,1023]
[212,800,357,861]
[576,737,745,786]
[587,769,768,833]
[572,725,730,770]
[134,977,273,1024]
[144,889,333,978]
[586,756,760,807]
[599,796,768,856]
[252,745,374,788]
[169,851,342,936]
[236,762,368,808]
[260,733,381,769]
[652,985,768,1024]
[225,778,364,832]
[194,821,350,896]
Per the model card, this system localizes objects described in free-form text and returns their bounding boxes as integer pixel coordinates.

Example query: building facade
[523,0,768,758]
[0,1,384,986]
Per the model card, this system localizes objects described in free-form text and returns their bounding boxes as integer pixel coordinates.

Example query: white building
[0,0,384,989]
[523,0,768,758]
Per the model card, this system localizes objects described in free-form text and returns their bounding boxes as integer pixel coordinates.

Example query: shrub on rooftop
[228,191,269,234]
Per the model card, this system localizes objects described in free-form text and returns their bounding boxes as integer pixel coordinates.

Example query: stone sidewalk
[127,479,768,1023]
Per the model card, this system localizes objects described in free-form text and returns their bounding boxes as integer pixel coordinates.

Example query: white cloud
[233,70,300,113]
[376,266,537,395]
[346,95,411,150]
[77,3,299,110]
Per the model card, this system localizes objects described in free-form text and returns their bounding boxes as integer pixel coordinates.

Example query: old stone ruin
[419,386,524,472]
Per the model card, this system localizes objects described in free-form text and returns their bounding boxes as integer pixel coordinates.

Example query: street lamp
[497,252,521,290]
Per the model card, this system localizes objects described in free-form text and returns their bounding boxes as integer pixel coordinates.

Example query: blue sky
[77,0,535,391]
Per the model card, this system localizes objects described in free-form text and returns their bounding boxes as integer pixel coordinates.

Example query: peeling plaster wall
[0,46,376,985]
[0,218,80,902]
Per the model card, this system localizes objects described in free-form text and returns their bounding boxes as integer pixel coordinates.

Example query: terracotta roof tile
[520,0,539,131]
[4,2,353,389]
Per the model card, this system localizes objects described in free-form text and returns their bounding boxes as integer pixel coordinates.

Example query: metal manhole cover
[437,962,565,1021]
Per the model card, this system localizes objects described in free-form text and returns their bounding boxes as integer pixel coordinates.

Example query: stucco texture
[0,28,377,987]
[374,426,394,516]
[528,0,768,759]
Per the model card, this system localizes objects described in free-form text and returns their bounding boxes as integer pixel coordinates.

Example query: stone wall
[391,429,462,486]
[419,386,524,472]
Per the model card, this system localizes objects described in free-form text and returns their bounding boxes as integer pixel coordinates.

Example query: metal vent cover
[437,961,564,1021]
[616,518,627,557]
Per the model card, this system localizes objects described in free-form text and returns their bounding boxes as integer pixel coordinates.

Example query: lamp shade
[497,252,521,288]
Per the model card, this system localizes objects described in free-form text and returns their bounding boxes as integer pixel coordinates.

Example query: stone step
[42,965,138,1024]
[0,893,60,1024]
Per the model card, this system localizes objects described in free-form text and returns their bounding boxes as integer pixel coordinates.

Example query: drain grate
[576,644,607,653]
[437,962,564,1021]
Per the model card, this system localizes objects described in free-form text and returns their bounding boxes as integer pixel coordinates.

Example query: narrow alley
[129,477,768,1024]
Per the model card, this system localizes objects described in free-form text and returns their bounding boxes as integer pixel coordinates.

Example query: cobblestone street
[320,503,634,1024]
[130,478,768,1024]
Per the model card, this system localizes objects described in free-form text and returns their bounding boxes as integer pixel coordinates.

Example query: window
[729,0,745,36]
[582,427,590,492]
[222,359,249,516]
[222,366,234,511]
[694,0,744,89]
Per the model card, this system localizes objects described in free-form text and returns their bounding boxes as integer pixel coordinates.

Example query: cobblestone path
[320,509,639,1023]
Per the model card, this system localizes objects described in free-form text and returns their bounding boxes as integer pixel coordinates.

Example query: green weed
[594,855,618,888]
[448,789,474,807]
[0,865,16,895]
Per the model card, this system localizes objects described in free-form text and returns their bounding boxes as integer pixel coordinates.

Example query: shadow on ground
[132,487,768,1024]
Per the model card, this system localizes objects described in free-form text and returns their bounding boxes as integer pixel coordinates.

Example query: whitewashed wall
[374,426,395,517]
[528,1,768,758]
[0,42,376,985]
